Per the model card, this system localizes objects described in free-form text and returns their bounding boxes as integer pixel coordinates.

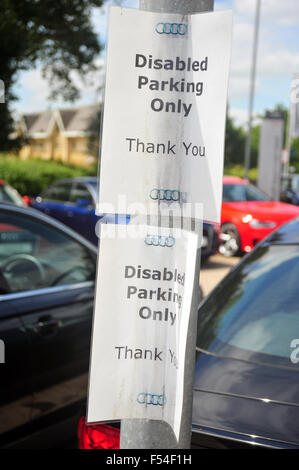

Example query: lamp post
[244,0,261,181]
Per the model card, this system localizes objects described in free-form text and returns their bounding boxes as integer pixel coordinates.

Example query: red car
[220,176,299,256]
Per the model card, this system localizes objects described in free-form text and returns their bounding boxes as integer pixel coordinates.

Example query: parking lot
[200,254,241,297]
[2,0,299,451]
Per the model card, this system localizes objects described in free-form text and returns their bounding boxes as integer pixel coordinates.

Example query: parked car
[0,202,205,449]
[201,222,219,263]
[32,177,107,245]
[0,180,26,207]
[79,217,299,449]
[219,176,299,256]
[193,216,299,448]
[2,203,299,449]
[0,203,97,448]
[33,177,219,261]
[280,174,299,206]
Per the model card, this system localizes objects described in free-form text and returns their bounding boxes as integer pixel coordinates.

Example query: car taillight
[78,417,120,449]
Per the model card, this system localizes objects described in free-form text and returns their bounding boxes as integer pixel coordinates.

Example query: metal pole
[120,0,214,450]
[284,75,295,177]
[244,0,261,181]
[139,0,213,14]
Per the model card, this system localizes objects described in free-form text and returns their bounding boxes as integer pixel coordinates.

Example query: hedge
[0,154,259,198]
[0,154,97,197]
[224,164,258,183]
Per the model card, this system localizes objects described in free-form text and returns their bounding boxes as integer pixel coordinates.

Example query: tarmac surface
[200,253,241,298]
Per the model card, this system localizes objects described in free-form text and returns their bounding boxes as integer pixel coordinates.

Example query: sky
[12,0,299,128]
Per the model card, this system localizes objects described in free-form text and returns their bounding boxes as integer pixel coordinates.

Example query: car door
[66,182,97,244]
[0,207,96,444]
[0,294,33,446]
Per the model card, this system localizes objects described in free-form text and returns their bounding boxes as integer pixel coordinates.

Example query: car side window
[0,212,96,295]
[245,184,270,202]
[222,184,246,202]
[42,183,72,202]
[70,184,94,206]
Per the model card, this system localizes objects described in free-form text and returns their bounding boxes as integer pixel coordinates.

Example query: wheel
[219,223,240,257]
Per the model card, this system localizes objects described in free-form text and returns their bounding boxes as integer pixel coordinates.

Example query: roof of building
[21,104,101,138]
[23,111,53,134]
[60,104,100,133]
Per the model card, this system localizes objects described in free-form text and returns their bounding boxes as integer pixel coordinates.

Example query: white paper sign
[87,226,198,439]
[98,7,232,223]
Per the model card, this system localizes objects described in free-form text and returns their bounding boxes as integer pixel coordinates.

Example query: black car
[0,203,97,448]
[6,205,298,449]
[193,216,299,449]
[78,217,299,450]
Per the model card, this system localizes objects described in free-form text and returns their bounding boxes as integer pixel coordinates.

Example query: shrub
[0,154,97,196]
[224,164,258,183]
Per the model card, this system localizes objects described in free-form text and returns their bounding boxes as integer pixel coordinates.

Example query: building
[18,104,101,167]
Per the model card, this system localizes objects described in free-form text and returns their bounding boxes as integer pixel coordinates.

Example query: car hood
[192,351,299,447]
[222,201,299,221]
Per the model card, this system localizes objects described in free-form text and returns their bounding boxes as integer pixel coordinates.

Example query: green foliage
[249,125,260,168]
[224,113,246,167]
[0,154,96,196]
[224,103,290,171]
[290,137,299,172]
[0,0,103,150]
[224,164,258,183]
[224,112,260,169]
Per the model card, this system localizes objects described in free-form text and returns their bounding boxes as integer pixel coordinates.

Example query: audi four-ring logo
[145,234,176,247]
[150,189,180,201]
[155,22,188,35]
[137,393,167,406]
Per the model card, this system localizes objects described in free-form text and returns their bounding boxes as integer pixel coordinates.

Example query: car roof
[223,176,248,185]
[53,176,98,185]
[0,202,97,253]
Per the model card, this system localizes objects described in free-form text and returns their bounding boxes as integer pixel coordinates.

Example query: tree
[224,111,246,167]
[250,124,260,168]
[0,0,104,150]
[87,107,102,159]
[224,104,289,170]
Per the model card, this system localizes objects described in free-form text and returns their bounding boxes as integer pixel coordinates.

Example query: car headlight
[242,214,253,223]
[249,219,277,229]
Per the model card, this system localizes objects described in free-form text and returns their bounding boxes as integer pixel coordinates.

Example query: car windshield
[0,184,24,207]
[223,183,271,202]
[197,244,299,369]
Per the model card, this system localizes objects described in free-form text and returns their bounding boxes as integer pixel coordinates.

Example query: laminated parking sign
[87,225,198,439]
[98,7,232,223]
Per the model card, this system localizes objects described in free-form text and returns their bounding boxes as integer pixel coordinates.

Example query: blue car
[33,177,219,260]
[32,177,129,245]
